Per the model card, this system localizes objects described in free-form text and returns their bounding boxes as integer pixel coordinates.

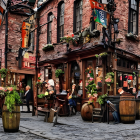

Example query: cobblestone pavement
[1,108,140,140]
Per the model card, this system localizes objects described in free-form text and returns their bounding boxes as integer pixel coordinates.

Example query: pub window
[47,12,53,44]
[73,0,83,32]
[44,67,52,80]
[57,2,65,43]
[128,0,138,34]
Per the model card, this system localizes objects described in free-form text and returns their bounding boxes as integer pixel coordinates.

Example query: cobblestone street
[1,107,140,140]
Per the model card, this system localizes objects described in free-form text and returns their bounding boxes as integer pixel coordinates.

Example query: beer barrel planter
[2,105,20,132]
[119,96,136,124]
[136,99,140,119]
[81,103,93,121]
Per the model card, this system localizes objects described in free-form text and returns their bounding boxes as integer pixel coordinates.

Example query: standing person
[25,85,32,113]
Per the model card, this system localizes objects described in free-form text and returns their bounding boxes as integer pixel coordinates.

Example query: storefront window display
[117,72,137,94]
[70,61,81,95]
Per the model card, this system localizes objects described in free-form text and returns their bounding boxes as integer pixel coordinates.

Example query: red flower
[72,33,74,37]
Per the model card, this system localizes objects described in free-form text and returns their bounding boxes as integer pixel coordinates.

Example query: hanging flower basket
[42,44,54,51]
[105,72,114,86]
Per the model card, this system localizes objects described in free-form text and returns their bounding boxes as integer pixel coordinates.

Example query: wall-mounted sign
[22,52,35,69]
[21,22,31,48]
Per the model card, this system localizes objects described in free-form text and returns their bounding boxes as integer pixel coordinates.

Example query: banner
[93,9,107,28]
[89,0,104,10]
[21,22,31,48]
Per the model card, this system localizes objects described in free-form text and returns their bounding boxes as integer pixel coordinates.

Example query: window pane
[75,0,82,32]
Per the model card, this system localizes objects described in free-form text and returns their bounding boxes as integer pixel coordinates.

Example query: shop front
[37,44,140,120]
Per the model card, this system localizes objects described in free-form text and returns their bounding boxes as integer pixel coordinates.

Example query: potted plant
[60,36,73,43]
[42,44,54,51]
[0,68,8,80]
[105,72,114,87]
[97,94,108,105]
[55,69,64,78]
[0,85,22,132]
[126,33,138,41]
[86,80,97,104]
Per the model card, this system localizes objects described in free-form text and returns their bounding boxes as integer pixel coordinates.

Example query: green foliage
[95,54,99,58]
[55,69,64,78]
[0,68,8,78]
[86,80,97,95]
[99,52,108,57]
[105,72,114,86]
[10,85,17,91]
[133,72,136,75]
[42,44,54,51]
[5,90,22,113]
[20,90,24,94]
[37,94,45,98]
[95,52,108,58]
[97,94,107,105]
[60,36,73,43]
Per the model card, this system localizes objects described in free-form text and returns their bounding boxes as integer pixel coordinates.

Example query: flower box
[126,33,138,41]
[42,44,54,51]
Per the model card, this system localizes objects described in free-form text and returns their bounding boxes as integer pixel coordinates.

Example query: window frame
[57,1,65,43]
[47,12,53,44]
[73,0,83,33]
[44,67,52,80]
[128,0,139,35]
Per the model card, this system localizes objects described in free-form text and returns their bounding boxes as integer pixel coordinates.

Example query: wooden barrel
[136,99,140,119]
[2,105,20,132]
[81,103,93,121]
[119,96,136,124]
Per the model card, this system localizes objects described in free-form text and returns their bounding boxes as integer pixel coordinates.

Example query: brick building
[1,0,140,110]
[36,0,140,106]
[0,0,37,93]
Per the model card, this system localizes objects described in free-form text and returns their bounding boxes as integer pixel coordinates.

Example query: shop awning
[38,56,67,66]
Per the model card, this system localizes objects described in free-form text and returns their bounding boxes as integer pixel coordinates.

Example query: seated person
[107,100,120,124]
[45,79,56,108]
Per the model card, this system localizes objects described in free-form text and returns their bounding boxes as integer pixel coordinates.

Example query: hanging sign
[21,22,31,48]
[93,9,107,27]
[89,0,104,10]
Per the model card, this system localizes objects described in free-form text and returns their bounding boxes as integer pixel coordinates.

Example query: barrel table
[2,105,20,132]
[81,103,93,121]
[119,96,136,124]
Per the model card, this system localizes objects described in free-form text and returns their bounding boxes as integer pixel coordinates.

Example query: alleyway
[1,107,140,140]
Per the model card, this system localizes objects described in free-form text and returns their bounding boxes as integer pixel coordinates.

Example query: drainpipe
[4,11,8,86]
[36,13,40,94]
[5,11,8,69]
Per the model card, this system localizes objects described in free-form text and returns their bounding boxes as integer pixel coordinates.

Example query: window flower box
[126,33,138,41]
[42,44,54,51]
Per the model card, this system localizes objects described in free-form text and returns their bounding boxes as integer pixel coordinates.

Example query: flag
[93,9,107,28]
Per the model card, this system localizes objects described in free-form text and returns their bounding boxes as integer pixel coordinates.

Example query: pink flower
[90,77,94,81]
[87,74,90,78]
[7,87,13,91]
[0,87,4,91]
[86,83,89,86]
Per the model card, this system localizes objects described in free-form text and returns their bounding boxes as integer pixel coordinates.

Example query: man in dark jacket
[25,85,32,113]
